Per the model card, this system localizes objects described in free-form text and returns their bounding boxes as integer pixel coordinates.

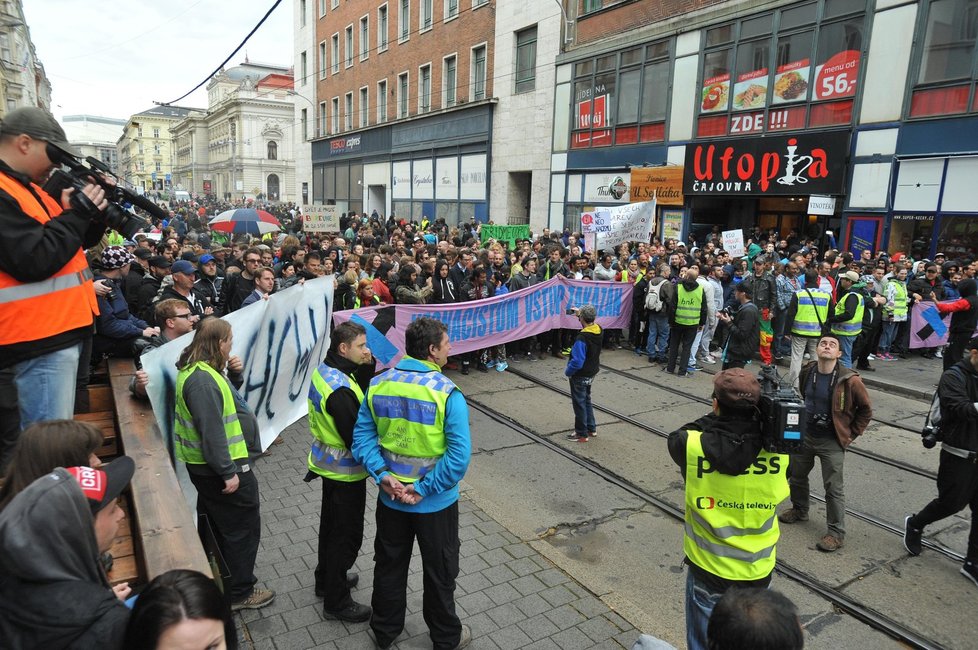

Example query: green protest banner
[479,224,530,248]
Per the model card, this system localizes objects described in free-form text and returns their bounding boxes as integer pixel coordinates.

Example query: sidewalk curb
[859,374,934,402]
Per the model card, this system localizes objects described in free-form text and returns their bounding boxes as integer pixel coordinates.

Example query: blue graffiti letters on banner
[564,284,622,317]
[412,300,520,341]
[373,394,438,425]
[524,285,565,323]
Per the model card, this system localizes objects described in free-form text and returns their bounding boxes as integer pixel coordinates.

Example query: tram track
[597,363,939,482]
[503,365,961,563]
[465,395,945,650]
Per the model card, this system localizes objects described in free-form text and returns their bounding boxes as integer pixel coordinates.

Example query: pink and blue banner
[333,277,634,367]
[910,301,978,349]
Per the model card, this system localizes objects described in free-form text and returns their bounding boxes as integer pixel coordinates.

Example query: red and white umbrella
[209,209,281,235]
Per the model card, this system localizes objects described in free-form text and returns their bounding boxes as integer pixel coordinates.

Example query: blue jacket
[94,276,147,339]
[352,356,471,513]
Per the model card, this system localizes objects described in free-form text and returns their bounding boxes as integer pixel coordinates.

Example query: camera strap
[805,288,826,333]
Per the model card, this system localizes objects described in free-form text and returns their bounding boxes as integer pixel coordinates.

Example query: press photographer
[0,107,108,440]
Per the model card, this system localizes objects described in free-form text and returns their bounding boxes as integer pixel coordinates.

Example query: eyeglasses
[172,313,194,320]
[926,269,938,274]
[245,258,261,264]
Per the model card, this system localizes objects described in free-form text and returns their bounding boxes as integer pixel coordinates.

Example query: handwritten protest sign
[479,224,531,248]
[592,200,656,250]
[722,229,745,257]
[301,204,340,233]
[142,277,334,453]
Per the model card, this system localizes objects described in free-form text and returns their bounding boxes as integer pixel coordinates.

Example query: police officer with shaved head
[668,369,790,650]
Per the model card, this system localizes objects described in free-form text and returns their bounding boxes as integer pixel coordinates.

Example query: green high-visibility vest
[675,283,704,326]
[683,430,789,582]
[174,362,247,465]
[366,357,455,484]
[831,291,864,336]
[886,280,908,319]
[791,288,831,336]
[307,363,368,482]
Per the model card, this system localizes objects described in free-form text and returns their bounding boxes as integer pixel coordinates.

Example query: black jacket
[724,301,760,362]
[949,278,978,336]
[939,359,978,451]
[135,274,163,322]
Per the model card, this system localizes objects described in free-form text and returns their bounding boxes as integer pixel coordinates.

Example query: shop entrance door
[844,215,883,257]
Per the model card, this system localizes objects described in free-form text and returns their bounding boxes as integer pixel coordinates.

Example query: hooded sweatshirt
[0,469,129,649]
[565,323,603,378]
[937,277,978,335]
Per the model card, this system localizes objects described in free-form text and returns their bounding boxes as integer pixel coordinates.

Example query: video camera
[42,145,163,240]
[757,365,806,454]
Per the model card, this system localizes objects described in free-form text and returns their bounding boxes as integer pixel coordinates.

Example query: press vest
[675,284,704,326]
[366,358,455,484]
[831,291,864,336]
[683,430,789,581]
[792,288,831,336]
[307,363,368,481]
[0,172,98,346]
[174,362,247,465]
[886,281,908,319]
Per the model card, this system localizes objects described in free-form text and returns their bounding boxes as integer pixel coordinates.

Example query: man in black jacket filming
[905,335,978,588]
[717,282,759,370]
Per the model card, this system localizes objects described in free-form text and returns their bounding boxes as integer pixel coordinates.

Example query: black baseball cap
[148,256,172,269]
[0,107,79,158]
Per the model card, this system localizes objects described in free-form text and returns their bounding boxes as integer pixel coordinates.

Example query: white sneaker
[701,355,717,364]
[936,350,944,359]
[867,354,876,361]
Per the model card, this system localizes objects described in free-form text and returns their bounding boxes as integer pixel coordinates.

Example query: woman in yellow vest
[879,268,908,360]
[174,317,272,611]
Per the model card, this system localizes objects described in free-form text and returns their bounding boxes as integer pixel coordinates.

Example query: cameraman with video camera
[904,336,978,588]
[0,107,107,431]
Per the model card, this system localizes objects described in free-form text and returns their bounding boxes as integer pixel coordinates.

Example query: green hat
[0,107,79,158]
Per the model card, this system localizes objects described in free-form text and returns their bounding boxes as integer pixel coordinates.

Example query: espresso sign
[683,131,849,196]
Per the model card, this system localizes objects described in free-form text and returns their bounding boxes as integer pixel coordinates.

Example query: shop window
[889,215,935,257]
[570,37,672,149]
[909,0,978,118]
[937,215,978,258]
[695,0,868,138]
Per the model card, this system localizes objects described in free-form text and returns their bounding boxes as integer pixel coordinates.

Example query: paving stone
[489,623,534,650]
[270,627,313,650]
[512,593,551,619]
[485,582,522,606]
[522,639,562,650]
[544,603,587,631]
[280,604,324,630]
[549,626,595,650]
[246,614,287,640]
[577,615,620,644]
[517,613,562,641]
[539,584,577,608]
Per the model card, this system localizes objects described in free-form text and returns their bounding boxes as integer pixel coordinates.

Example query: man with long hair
[174,318,272,611]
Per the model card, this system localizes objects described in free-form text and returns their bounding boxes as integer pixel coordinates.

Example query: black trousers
[722,359,747,370]
[371,500,461,650]
[666,325,697,376]
[945,333,970,371]
[0,368,19,474]
[190,470,261,601]
[315,477,366,609]
[911,450,978,561]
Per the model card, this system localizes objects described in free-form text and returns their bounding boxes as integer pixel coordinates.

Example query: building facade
[62,114,126,171]
[308,0,496,221]
[294,0,318,204]
[171,62,297,203]
[0,0,51,116]
[118,106,201,195]
[548,0,978,260]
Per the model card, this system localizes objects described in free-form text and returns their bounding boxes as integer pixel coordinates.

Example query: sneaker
[904,515,923,556]
[936,349,944,359]
[453,624,472,650]
[588,431,597,438]
[816,534,843,552]
[701,355,717,364]
[565,433,588,442]
[231,587,275,611]
[962,561,978,588]
[634,347,644,356]
[778,508,809,524]
[476,363,489,373]
[867,353,876,360]
[561,347,572,356]
[461,363,470,375]
[495,361,508,372]
[689,363,702,371]
[485,359,497,368]
[509,354,522,363]
[324,600,372,622]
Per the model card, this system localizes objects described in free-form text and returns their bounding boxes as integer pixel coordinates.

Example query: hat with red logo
[712,369,760,409]
[66,456,135,515]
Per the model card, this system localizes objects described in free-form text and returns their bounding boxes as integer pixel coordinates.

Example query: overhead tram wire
[157,0,284,106]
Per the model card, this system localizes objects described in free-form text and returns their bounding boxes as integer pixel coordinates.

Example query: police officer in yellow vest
[0,107,107,433]
[304,321,375,622]
[666,265,708,377]
[828,270,864,368]
[668,369,789,650]
[353,318,472,650]
[784,270,834,388]
[174,317,273,612]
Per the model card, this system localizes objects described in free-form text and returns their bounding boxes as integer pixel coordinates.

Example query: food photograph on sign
[772,59,811,104]
[700,74,730,114]
[732,69,768,111]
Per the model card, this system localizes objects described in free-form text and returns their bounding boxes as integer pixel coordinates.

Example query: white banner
[413,159,434,200]
[301,204,339,232]
[593,199,656,250]
[460,154,487,201]
[436,156,459,200]
[141,277,334,454]
[392,161,411,199]
[722,229,746,257]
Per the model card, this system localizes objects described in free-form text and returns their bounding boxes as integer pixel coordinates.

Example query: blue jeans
[645,313,670,360]
[879,321,899,352]
[569,376,596,436]
[838,334,856,368]
[685,570,724,650]
[13,342,81,429]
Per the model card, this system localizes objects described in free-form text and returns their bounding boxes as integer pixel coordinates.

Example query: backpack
[924,366,963,441]
[645,281,665,313]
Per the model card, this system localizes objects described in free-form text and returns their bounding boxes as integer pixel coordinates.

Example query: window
[267,141,278,160]
[360,87,369,127]
[419,64,432,112]
[331,0,338,7]
[398,72,409,117]
[155,162,162,172]
[345,25,354,67]
[301,108,308,139]
[345,93,353,130]
[137,127,143,137]
[138,142,144,154]
[420,0,433,31]
[319,0,326,18]
[300,0,306,26]
[515,26,538,93]
[445,0,458,20]
[473,0,487,6]
[378,79,388,123]
[154,143,161,154]
[319,41,327,79]
[318,102,326,136]
[583,0,602,13]
[331,34,340,73]
[399,0,410,41]
[378,4,389,52]
[360,16,369,61]
[301,51,308,85]
[471,45,487,100]
[909,0,978,118]
[153,127,160,138]
[444,54,457,107]
[332,97,340,133]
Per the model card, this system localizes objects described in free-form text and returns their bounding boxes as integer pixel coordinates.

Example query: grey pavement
[234,418,641,650]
